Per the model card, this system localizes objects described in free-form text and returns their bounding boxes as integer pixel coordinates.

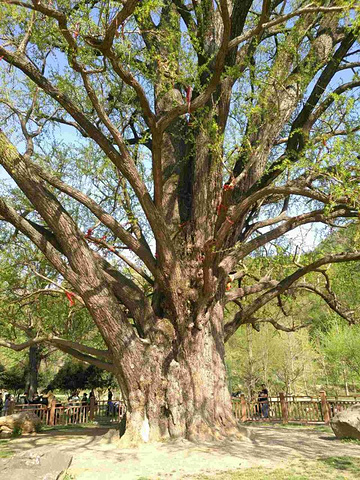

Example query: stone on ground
[0,427,12,439]
[331,403,360,440]
[0,412,41,434]
[0,447,72,480]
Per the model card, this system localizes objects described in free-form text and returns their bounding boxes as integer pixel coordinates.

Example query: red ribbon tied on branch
[73,23,80,39]
[65,291,76,306]
[216,203,227,215]
[114,22,126,39]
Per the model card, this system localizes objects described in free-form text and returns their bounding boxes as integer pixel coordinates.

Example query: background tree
[226,224,360,397]
[318,320,360,395]
[305,224,360,394]
[226,316,320,397]
[0,0,359,443]
[47,359,117,395]
[0,241,103,398]
[0,362,27,395]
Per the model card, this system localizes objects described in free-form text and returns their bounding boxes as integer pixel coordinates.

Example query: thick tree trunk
[26,345,41,400]
[116,305,239,443]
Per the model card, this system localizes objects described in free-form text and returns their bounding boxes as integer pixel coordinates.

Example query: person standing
[3,393,11,416]
[107,388,113,401]
[107,388,113,416]
[259,384,269,419]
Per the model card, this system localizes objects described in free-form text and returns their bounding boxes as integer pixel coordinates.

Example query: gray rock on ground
[330,403,360,440]
[0,448,72,480]
[0,411,42,434]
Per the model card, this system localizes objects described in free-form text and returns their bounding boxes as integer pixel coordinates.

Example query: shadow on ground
[2,424,360,480]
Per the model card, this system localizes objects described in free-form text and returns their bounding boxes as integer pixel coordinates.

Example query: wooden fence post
[279,392,288,424]
[320,390,330,424]
[8,400,15,415]
[240,394,247,422]
[49,399,56,426]
[90,396,95,421]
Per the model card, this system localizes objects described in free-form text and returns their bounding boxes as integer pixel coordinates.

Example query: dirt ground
[1,424,360,479]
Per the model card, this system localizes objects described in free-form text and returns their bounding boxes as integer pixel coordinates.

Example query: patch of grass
[320,456,360,475]
[60,474,76,480]
[340,437,360,445]
[0,439,15,458]
[278,423,332,434]
[312,425,333,433]
[244,421,333,433]
[193,457,360,479]
[41,422,99,432]
[193,469,308,479]
[0,451,13,459]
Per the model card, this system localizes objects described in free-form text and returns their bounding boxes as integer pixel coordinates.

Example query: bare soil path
[1,424,360,479]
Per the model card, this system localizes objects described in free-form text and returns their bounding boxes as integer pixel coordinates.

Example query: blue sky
[0,166,9,180]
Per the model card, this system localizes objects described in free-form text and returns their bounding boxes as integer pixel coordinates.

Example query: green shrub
[11,426,22,437]
[34,423,43,433]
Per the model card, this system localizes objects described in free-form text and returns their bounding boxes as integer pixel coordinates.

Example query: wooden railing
[232,391,360,424]
[11,398,126,427]
[92,400,126,421]
[7,392,358,427]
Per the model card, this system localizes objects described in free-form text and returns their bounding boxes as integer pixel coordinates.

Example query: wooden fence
[232,391,359,424]
[6,391,358,427]
[10,398,126,427]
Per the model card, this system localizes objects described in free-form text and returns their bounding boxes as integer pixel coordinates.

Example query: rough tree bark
[0,0,359,443]
[116,304,237,443]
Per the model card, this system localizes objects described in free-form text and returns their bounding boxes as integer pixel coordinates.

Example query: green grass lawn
[193,457,360,480]
[41,422,99,432]
[340,438,360,446]
[244,421,333,433]
[0,439,15,458]
[39,421,118,435]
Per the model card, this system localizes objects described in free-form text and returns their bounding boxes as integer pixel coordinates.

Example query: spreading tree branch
[228,4,347,50]
[224,251,360,340]
[295,282,357,325]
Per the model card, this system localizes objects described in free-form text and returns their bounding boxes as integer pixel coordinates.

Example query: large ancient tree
[0,0,359,442]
